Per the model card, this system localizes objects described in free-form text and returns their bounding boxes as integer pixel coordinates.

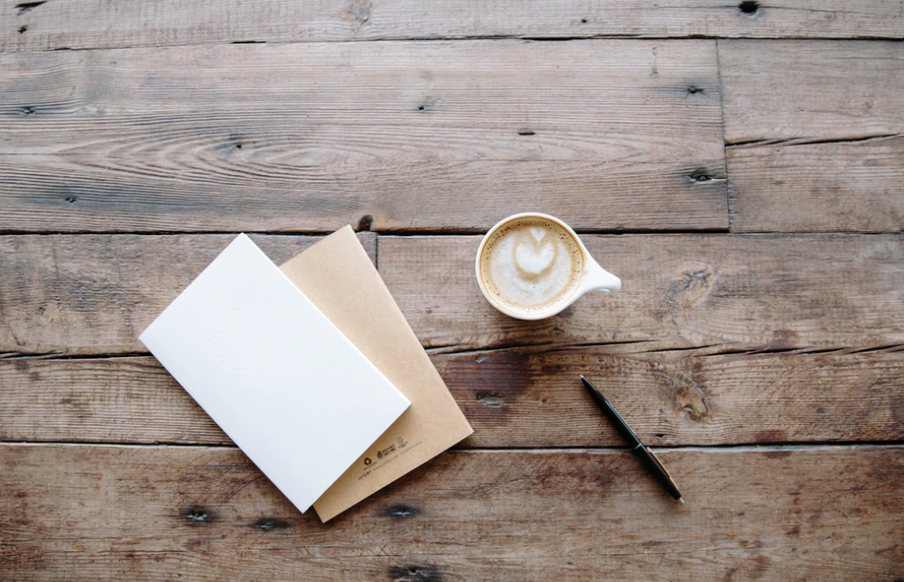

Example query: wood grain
[721,41,904,144]
[721,40,904,233]
[438,346,904,447]
[0,41,727,233]
[727,137,904,233]
[1,2,902,579]
[0,234,374,356]
[1,0,902,52]
[3,233,903,356]
[378,234,904,351]
[2,443,902,581]
[3,348,903,447]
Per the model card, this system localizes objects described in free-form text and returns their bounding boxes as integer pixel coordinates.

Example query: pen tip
[678,498,685,504]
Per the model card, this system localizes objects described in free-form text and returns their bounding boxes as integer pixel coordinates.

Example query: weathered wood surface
[3,348,903,447]
[4,233,903,356]
[2,443,902,581]
[0,234,373,356]
[2,0,902,52]
[378,234,904,351]
[437,347,904,447]
[721,41,904,233]
[3,5,903,579]
[0,41,727,233]
[727,137,904,233]
[722,41,904,144]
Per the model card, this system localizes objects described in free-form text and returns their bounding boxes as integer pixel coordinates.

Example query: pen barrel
[581,377,681,502]
[583,384,642,448]
[635,445,682,501]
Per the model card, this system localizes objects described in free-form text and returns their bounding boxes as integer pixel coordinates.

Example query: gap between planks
[3,35,904,54]
[5,340,904,360]
[1,441,902,452]
[715,38,732,233]
[727,133,904,149]
[7,229,904,238]
[0,228,732,237]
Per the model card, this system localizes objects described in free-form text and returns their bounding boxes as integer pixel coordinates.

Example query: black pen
[581,376,684,503]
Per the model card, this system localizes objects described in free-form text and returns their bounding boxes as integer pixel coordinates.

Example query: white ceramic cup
[475,213,621,320]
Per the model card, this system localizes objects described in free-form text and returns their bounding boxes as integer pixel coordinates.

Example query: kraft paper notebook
[280,226,473,522]
[139,234,410,514]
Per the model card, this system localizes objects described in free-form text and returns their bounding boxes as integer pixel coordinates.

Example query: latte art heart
[479,217,583,314]
[514,234,558,277]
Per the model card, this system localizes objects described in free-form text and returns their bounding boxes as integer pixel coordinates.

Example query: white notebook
[139,234,410,513]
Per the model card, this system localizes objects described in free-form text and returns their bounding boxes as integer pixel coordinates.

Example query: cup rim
[475,212,588,321]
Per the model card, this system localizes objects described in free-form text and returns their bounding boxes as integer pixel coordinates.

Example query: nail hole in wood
[184,507,212,524]
[15,1,46,15]
[387,504,418,518]
[356,214,374,232]
[19,25,28,34]
[251,518,291,531]
[387,565,441,581]
[475,391,504,409]
[738,1,760,16]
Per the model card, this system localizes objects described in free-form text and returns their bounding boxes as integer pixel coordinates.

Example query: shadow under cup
[476,214,587,320]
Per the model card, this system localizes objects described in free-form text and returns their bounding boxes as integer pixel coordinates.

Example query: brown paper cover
[280,226,473,521]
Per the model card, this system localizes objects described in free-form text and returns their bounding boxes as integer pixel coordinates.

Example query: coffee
[478,216,584,317]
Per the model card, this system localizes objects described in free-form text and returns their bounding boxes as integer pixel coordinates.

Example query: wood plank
[721,41,904,144]
[727,137,904,233]
[1,0,902,52]
[3,349,903,447]
[3,233,904,356]
[0,357,226,445]
[0,234,374,356]
[2,444,902,580]
[378,234,904,351]
[0,41,727,232]
[721,41,904,233]
[438,347,904,447]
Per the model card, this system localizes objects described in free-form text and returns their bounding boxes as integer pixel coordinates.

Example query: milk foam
[480,218,583,315]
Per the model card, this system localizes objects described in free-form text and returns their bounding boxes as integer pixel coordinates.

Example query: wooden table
[2,1,903,580]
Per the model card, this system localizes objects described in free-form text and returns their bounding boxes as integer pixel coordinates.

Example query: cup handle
[579,259,621,296]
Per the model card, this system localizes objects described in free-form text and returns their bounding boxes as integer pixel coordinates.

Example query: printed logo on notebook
[211,307,270,374]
